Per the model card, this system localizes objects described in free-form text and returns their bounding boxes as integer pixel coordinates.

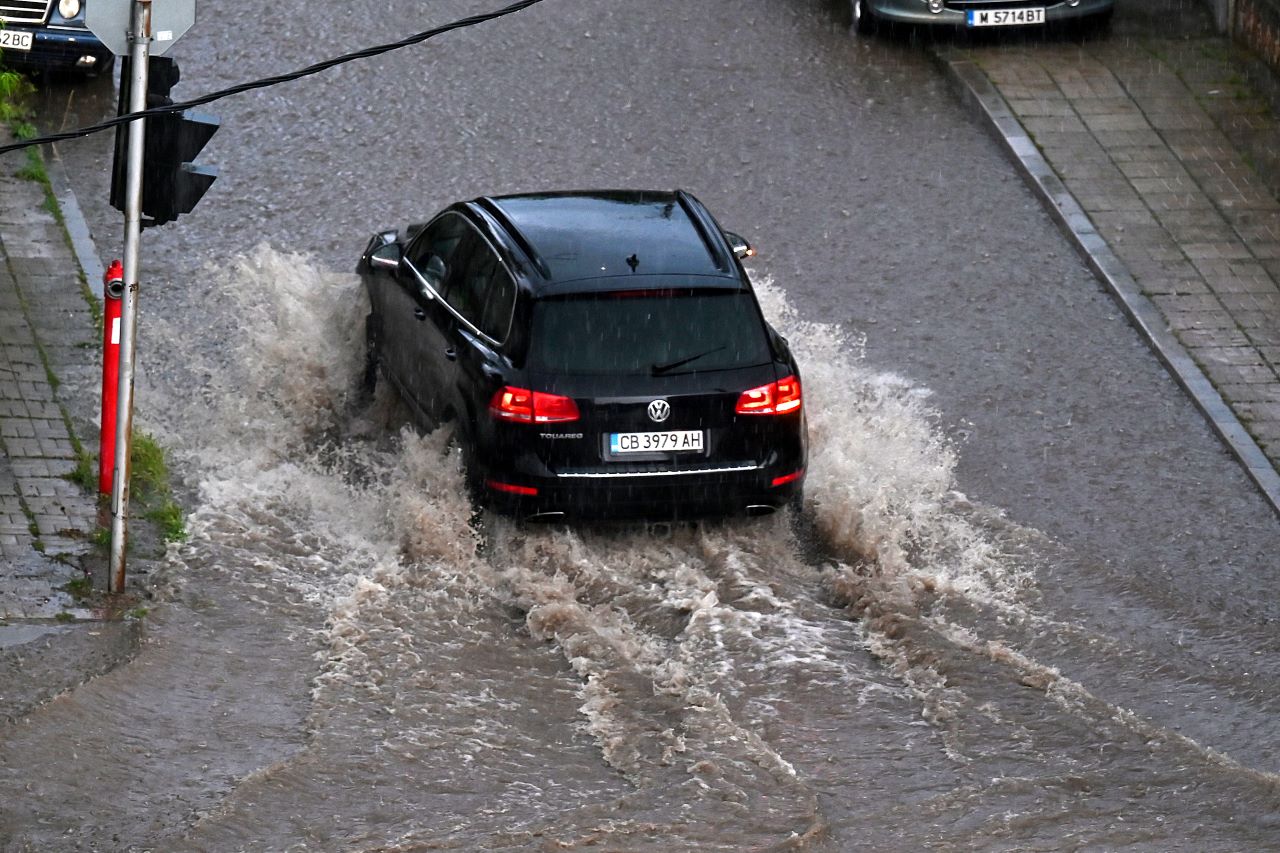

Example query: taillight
[486,480,538,496]
[736,375,802,415]
[771,468,804,488]
[489,386,580,423]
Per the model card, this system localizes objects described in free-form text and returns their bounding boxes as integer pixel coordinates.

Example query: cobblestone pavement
[0,128,98,628]
[936,21,1280,511]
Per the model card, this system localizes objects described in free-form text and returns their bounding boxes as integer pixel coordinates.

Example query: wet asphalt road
[11,0,1280,848]
[38,0,1274,565]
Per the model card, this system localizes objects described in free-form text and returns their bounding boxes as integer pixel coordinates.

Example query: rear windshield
[527,289,772,376]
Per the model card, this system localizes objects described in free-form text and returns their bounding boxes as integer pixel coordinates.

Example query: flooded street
[5,0,1280,849]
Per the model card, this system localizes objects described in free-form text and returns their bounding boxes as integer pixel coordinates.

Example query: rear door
[438,231,518,434]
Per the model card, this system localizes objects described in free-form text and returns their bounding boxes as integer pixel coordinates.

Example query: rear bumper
[868,0,1113,26]
[483,462,806,520]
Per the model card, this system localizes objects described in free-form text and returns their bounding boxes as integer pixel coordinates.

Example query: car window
[404,213,468,292]
[479,267,516,342]
[446,233,493,329]
[526,289,771,376]
[443,233,517,343]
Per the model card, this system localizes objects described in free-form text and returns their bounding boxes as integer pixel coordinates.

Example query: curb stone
[931,46,1280,520]
[46,142,105,300]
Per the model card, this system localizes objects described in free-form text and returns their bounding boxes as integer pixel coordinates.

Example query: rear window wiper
[651,345,726,376]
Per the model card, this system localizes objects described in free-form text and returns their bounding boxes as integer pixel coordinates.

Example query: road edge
[931,47,1280,521]
[46,141,105,300]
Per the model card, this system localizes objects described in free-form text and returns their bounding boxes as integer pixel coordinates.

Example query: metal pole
[109,0,151,593]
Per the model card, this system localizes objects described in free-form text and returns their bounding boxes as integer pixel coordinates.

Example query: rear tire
[361,314,380,394]
[454,422,486,509]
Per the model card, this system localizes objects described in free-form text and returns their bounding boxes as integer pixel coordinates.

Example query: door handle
[414,307,426,321]
[444,347,457,362]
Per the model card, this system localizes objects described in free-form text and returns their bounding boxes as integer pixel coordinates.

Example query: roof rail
[475,197,552,279]
[674,189,731,274]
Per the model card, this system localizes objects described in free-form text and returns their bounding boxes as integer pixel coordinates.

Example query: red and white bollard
[99,260,125,496]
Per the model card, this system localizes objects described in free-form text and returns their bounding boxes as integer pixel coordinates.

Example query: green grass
[131,433,187,543]
[1197,42,1232,64]
[145,500,186,543]
[13,145,66,228]
[67,446,97,491]
[84,433,189,549]
[16,145,45,181]
[64,575,93,598]
[131,434,168,494]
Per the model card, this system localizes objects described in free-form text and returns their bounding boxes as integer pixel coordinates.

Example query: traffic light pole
[108,0,151,593]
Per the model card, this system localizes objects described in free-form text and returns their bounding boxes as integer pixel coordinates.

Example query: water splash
[142,246,1279,849]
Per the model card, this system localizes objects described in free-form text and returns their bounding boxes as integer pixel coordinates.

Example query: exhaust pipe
[745,504,776,517]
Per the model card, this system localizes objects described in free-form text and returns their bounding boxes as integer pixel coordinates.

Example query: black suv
[357,190,806,520]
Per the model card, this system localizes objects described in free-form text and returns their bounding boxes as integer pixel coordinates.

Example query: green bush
[0,65,34,125]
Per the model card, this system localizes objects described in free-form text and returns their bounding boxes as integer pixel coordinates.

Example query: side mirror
[369,239,402,272]
[724,231,755,260]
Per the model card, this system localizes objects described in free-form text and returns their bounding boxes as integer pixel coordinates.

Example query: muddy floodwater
[5,0,1280,849]
[3,252,1278,850]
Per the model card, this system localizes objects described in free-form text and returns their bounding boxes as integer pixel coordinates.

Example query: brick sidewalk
[943,32,1280,488]
[0,132,99,623]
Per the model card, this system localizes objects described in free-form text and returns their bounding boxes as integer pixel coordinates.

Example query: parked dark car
[0,0,112,76]
[357,190,807,521]
[847,0,1114,35]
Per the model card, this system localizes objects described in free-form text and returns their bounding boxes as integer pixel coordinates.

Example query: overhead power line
[0,0,545,157]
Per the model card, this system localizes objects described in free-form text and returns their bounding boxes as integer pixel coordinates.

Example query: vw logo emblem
[647,399,671,423]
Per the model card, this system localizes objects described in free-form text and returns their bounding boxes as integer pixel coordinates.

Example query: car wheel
[785,486,814,543]
[361,314,380,393]
[851,0,877,35]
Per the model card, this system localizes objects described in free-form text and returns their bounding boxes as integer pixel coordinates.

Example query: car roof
[471,190,741,293]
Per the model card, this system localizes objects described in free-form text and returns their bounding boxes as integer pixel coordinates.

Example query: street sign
[86,0,197,57]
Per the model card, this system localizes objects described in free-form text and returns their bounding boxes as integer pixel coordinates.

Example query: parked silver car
[847,0,1114,35]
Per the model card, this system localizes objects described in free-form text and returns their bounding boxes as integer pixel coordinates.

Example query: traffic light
[110,56,219,227]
